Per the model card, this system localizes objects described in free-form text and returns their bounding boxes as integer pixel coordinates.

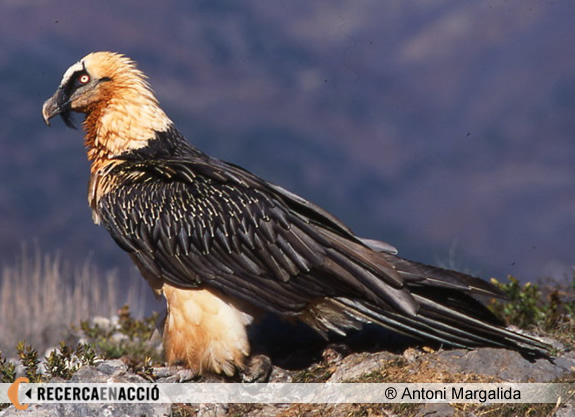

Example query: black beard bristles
[61,110,78,129]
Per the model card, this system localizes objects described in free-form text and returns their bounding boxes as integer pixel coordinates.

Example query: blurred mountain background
[1,1,575,313]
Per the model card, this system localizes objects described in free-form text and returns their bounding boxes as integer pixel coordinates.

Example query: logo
[8,377,29,410]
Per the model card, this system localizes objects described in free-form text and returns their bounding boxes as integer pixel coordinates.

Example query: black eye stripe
[62,70,91,95]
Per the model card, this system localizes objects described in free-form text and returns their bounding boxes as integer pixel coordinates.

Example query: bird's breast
[161,283,258,375]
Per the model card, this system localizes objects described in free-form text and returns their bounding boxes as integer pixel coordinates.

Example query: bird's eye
[78,74,90,84]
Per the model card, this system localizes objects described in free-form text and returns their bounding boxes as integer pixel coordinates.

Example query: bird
[42,52,549,376]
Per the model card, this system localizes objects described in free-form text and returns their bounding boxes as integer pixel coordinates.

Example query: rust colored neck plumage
[83,105,111,168]
[81,85,171,174]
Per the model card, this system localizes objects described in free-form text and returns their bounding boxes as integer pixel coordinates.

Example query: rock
[554,403,575,417]
[429,348,575,382]
[0,360,170,417]
[91,316,113,333]
[1,344,573,417]
[328,351,398,382]
[416,403,462,417]
[92,359,129,377]
[0,403,170,417]
[268,366,293,383]
[154,366,196,383]
[109,332,130,345]
[197,403,229,417]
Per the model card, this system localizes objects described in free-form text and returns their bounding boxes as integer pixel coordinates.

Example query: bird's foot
[322,343,352,365]
[240,354,273,382]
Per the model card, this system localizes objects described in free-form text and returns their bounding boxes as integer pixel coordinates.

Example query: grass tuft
[0,244,148,357]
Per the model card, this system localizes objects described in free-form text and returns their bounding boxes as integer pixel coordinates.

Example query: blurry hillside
[1,1,575,285]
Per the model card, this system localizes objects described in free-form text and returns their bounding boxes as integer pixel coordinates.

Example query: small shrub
[44,342,97,380]
[17,342,43,383]
[0,350,16,383]
[489,276,547,329]
[490,275,575,346]
[79,305,163,374]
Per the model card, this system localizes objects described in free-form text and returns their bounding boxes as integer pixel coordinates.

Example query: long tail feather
[332,293,550,359]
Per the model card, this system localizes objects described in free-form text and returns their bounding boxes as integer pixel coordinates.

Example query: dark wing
[97,156,418,316]
[97,155,549,356]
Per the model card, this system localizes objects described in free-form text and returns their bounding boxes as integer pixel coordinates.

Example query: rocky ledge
[1,341,574,417]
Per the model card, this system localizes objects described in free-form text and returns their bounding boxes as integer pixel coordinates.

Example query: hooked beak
[42,91,61,126]
[42,88,76,128]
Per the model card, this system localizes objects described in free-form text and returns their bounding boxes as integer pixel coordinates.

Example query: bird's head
[43,52,140,127]
[42,52,171,157]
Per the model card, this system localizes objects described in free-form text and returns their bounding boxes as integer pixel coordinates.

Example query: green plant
[489,277,547,329]
[117,305,158,342]
[79,305,163,372]
[3,306,158,385]
[0,350,16,383]
[17,342,43,383]
[489,275,575,347]
[44,342,97,380]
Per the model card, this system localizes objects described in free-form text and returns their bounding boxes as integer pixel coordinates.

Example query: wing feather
[95,153,549,356]
[97,157,417,316]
